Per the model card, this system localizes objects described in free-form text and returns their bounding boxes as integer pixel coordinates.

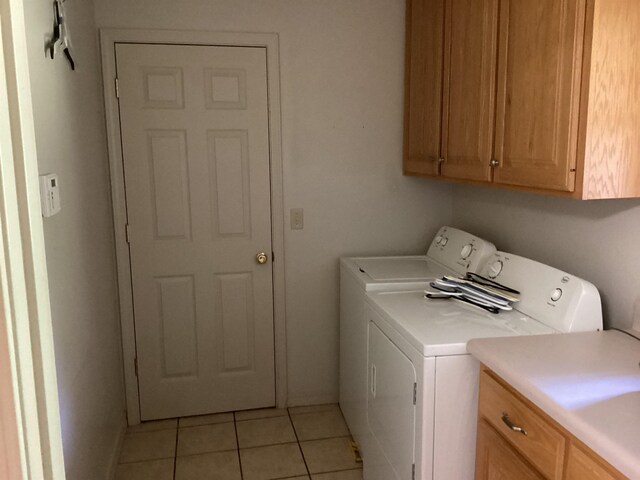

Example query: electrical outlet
[290,208,304,230]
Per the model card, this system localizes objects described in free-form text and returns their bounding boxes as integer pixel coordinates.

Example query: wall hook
[46,0,75,70]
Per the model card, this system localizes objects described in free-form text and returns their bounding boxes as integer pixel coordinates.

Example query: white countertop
[467,330,640,479]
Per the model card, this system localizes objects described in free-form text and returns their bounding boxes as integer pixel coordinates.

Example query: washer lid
[366,290,557,357]
[355,257,446,281]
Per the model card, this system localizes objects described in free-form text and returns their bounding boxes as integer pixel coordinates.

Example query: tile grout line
[172,422,179,480]
[233,412,245,480]
[287,407,312,478]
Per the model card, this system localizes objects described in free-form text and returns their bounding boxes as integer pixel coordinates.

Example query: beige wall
[24,0,126,478]
[452,184,640,330]
[95,0,452,405]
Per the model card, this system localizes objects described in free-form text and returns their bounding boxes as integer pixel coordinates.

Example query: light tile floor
[116,404,363,480]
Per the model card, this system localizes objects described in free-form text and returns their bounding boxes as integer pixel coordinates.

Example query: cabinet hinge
[412,463,416,480]
[134,357,138,376]
[115,77,120,98]
[413,382,417,405]
[272,251,275,262]
[125,223,131,244]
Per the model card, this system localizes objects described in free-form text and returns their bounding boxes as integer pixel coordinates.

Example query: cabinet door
[440,0,498,182]
[404,0,445,176]
[475,419,544,480]
[565,443,623,480]
[493,0,586,191]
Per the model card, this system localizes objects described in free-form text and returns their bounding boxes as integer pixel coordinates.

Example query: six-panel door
[116,43,275,420]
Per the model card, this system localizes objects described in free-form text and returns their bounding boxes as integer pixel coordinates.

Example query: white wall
[24,0,126,478]
[452,184,640,330]
[95,0,452,405]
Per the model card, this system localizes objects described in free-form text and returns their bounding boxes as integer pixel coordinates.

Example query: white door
[115,43,275,420]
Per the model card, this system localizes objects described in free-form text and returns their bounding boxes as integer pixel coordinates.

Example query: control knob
[441,237,449,246]
[488,260,503,278]
[460,244,473,259]
[435,235,443,245]
[550,288,563,302]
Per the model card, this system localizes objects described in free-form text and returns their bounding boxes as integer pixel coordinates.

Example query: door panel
[404,0,446,176]
[441,0,498,182]
[116,43,275,420]
[493,0,586,191]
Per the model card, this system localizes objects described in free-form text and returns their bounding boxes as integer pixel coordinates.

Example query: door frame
[0,0,66,477]
[100,28,287,425]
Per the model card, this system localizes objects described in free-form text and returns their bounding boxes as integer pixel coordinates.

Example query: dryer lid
[356,257,445,281]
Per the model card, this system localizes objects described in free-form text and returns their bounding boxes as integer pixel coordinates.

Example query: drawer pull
[502,413,527,436]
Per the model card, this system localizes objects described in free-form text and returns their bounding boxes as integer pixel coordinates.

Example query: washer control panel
[479,252,602,333]
[427,226,496,274]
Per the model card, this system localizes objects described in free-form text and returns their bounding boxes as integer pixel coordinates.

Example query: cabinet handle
[490,159,500,167]
[502,413,527,436]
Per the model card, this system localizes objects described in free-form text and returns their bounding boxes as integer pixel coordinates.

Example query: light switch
[39,173,61,218]
[290,208,304,230]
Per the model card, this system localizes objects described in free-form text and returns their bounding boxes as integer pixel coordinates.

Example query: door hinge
[125,223,131,244]
[134,357,138,376]
[272,251,275,262]
[412,463,416,480]
[413,382,417,405]
[115,77,120,98]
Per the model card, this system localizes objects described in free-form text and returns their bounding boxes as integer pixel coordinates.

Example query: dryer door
[368,321,417,480]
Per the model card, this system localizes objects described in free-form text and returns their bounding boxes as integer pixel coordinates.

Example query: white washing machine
[363,252,603,480]
[339,226,496,464]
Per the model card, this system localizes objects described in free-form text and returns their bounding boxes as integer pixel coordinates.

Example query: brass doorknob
[256,252,268,265]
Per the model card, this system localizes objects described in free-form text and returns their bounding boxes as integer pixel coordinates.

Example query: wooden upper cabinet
[403,0,640,199]
[441,0,498,182]
[580,0,640,199]
[404,0,445,176]
[493,0,585,192]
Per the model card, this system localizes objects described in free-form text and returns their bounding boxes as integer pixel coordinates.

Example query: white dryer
[339,226,496,464]
[363,252,602,480]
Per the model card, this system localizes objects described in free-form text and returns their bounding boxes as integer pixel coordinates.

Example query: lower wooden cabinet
[475,367,627,480]
[565,443,621,480]
[476,419,544,480]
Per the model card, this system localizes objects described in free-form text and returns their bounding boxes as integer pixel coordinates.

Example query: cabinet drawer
[478,371,565,479]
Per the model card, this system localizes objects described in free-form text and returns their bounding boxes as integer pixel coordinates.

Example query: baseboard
[286,394,338,408]
[105,412,127,480]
